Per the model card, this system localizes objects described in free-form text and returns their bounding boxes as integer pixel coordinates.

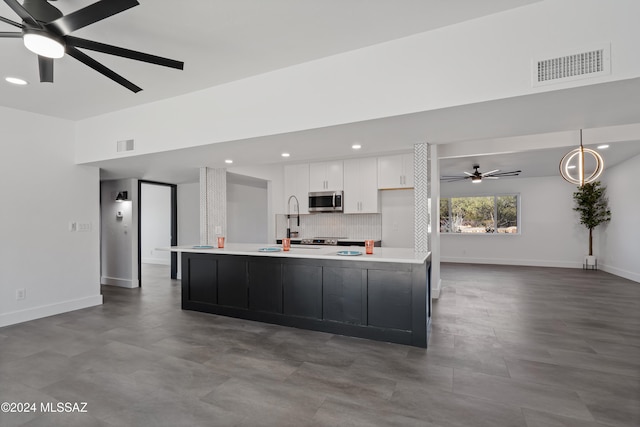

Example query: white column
[199,167,227,245]
[414,143,430,253]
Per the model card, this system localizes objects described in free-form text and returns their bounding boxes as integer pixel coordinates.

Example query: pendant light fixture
[559,129,604,186]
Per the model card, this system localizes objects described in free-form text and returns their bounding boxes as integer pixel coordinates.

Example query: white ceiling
[0,0,541,119]
[2,0,640,183]
[439,140,640,182]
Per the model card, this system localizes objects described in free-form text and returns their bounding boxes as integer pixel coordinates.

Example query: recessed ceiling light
[281,153,290,158]
[225,159,233,164]
[351,144,362,150]
[5,77,28,85]
[597,144,609,149]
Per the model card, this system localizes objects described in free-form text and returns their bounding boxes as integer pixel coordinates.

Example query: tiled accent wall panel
[427,144,432,252]
[199,167,227,245]
[275,213,382,241]
[414,143,430,253]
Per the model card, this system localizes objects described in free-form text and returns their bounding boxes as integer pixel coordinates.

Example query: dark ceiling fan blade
[67,46,142,93]
[0,31,22,37]
[487,170,522,176]
[67,36,184,70]
[38,55,53,82]
[441,176,469,181]
[46,0,139,36]
[3,0,41,27]
[0,15,24,28]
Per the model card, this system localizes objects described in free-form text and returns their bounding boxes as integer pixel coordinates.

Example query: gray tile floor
[1,263,639,426]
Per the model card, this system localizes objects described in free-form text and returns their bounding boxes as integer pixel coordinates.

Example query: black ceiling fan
[0,0,183,92]
[441,164,522,183]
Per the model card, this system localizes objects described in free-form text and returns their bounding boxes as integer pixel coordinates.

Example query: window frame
[439,193,521,235]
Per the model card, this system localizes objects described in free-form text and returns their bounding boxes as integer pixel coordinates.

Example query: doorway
[138,180,177,286]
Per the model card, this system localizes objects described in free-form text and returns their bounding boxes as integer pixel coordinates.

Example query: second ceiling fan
[441,164,521,183]
[0,0,183,92]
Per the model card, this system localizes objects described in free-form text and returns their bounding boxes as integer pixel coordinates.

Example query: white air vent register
[533,44,610,86]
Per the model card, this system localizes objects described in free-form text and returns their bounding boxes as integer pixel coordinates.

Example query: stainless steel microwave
[308,191,344,212]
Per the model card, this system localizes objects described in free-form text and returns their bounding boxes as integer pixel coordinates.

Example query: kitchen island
[165,244,431,347]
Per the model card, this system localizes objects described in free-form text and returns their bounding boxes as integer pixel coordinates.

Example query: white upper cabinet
[309,161,343,192]
[284,164,309,214]
[377,153,414,189]
[344,157,379,213]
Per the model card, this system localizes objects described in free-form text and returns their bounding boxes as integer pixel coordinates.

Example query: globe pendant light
[559,129,604,186]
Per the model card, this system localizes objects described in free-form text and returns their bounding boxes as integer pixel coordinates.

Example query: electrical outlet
[16,288,26,300]
[215,226,222,234]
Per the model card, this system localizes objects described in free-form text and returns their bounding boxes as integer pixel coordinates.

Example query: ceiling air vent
[117,139,134,152]
[532,44,610,87]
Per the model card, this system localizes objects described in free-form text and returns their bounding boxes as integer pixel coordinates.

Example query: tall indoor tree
[573,181,612,257]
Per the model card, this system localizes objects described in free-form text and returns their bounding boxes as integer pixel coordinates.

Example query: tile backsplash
[276,213,382,240]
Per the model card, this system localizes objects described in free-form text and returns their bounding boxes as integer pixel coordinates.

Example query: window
[440,195,519,234]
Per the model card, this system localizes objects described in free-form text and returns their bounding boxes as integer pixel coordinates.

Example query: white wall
[177,183,200,246]
[440,175,585,268]
[599,153,640,282]
[75,0,640,164]
[177,182,200,279]
[141,183,171,265]
[227,174,269,243]
[380,189,414,248]
[0,107,101,327]
[100,179,138,288]
[228,164,284,242]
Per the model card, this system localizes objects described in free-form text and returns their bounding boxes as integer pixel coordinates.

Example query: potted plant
[572,181,612,267]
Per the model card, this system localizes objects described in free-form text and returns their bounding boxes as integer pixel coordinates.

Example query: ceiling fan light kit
[1,0,184,92]
[23,27,64,58]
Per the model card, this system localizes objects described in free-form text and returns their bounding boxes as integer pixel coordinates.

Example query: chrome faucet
[287,195,300,238]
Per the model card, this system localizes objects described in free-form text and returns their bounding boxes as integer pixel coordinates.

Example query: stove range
[300,237,347,245]
[276,237,381,247]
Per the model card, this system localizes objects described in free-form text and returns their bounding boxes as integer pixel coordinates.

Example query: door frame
[138,180,178,285]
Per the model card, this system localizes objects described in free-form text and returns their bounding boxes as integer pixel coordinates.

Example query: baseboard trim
[101,276,139,288]
[441,257,582,269]
[432,278,442,299]
[599,264,640,283]
[0,295,103,328]
[141,258,171,266]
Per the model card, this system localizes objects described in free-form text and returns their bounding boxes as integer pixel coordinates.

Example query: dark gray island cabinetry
[178,245,431,347]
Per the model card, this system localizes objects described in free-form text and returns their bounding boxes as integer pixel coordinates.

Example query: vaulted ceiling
[0,0,542,120]
[2,1,639,183]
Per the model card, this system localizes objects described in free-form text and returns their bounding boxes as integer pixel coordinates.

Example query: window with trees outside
[440,195,519,234]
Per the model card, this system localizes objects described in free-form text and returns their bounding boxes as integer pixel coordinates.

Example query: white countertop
[160,243,429,264]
